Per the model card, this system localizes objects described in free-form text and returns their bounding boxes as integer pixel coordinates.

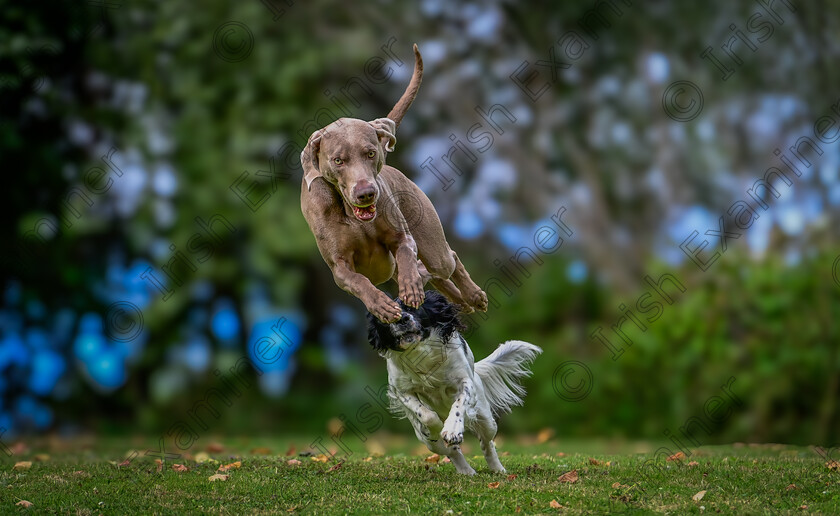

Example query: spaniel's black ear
[366,311,398,353]
[421,290,466,343]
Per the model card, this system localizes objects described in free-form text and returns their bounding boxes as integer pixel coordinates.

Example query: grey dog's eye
[334,158,343,165]
[367,150,376,158]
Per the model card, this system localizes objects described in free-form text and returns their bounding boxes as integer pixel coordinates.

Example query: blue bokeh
[211,298,241,344]
[454,207,484,240]
[28,350,66,396]
[246,316,303,374]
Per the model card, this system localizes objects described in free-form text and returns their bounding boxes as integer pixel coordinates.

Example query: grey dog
[300,45,488,322]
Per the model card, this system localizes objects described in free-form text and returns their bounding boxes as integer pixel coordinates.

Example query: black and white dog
[367,291,541,475]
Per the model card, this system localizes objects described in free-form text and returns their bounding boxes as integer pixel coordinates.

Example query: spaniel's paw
[441,427,463,446]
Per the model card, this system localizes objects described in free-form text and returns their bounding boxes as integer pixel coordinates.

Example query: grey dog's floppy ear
[302,130,324,190]
[369,118,396,153]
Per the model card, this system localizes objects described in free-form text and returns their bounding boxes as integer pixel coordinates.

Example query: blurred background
[2,0,839,447]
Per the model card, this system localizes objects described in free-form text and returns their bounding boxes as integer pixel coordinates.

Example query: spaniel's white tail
[474,340,542,416]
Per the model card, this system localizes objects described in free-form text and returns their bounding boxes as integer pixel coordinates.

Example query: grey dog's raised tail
[386,44,423,129]
[474,340,542,416]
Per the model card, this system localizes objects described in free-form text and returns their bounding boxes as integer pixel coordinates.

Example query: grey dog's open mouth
[351,203,377,221]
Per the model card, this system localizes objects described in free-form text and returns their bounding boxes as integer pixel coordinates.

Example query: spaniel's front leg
[441,378,472,445]
[397,391,442,438]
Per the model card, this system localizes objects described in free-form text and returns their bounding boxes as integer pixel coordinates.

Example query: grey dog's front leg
[391,235,424,309]
[331,257,402,322]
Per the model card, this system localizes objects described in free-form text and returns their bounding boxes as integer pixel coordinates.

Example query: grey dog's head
[301,118,396,222]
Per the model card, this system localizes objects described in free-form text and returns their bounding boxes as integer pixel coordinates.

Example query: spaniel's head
[366,290,465,353]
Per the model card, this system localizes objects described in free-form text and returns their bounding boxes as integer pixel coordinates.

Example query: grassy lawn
[1,435,838,514]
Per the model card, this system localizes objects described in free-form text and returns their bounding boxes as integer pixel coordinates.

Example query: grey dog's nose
[398,313,410,324]
[355,184,376,205]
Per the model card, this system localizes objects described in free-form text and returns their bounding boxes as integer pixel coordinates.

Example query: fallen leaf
[425,454,440,463]
[786,484,798,491]
[155,459,163,472]
[365,439,386,456]
[33,454,49,462]
[688,461,699,467]
[362,456,373,462]
[488,481,500,489]
[667,452,686,462]
[206,442,225,453]
[218,461,242,472]
[556,452,566,457]
[15,500,33,508]
[208,473,229,482]
[327,417,343,435]
[286,459,302,466]
[537,428,555,444]
[799,505,808,510]
[549,499,564,508]
[10,442,28,455]
[515,507,521,513]
[311,454,329,463]
[285,444,296,456]
[611,482,625,489]
[605,461,612,467]
[507,474,517,480]
[326,461,344,473]
[172,464,189,472]
[558,469,578,483]
[13,461,32,470]
[826,460,840,471]
[501,451,510,456]
[118,459,131,467]
[194,452,213,463]
[442,457,451,463]
[692,490,707,501]
[250,447,272,455]
[588,458,601,465]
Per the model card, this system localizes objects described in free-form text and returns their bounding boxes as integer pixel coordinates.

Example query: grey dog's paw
[469,288,489,312]
[369,292,402,323]
[399,274,424,309]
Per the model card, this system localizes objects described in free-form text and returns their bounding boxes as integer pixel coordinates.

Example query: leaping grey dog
[300,45,488,323]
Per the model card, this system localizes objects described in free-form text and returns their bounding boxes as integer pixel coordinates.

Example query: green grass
[1,436,838,514]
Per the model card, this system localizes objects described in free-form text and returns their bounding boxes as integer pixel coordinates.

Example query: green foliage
[451,251,840,445]
[4,1,840,447]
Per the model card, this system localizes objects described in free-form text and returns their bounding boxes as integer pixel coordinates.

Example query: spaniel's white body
[383,329,541,475]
